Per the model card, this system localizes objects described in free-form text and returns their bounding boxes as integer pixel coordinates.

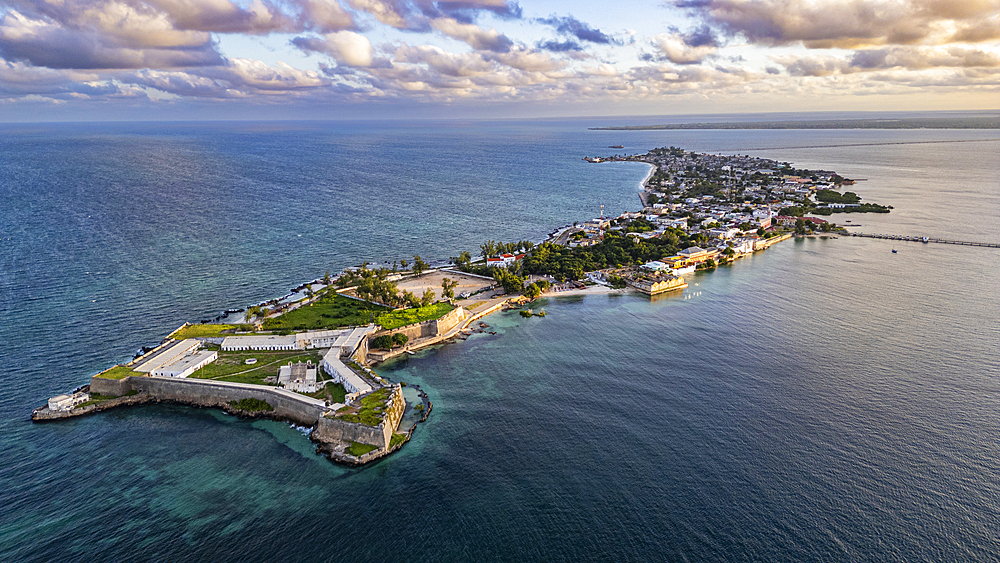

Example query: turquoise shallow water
[1,121,998,561]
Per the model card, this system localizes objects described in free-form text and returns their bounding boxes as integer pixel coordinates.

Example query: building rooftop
[134,339,200,373]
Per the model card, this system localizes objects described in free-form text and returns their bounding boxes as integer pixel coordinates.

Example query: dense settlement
[33,147,890,466]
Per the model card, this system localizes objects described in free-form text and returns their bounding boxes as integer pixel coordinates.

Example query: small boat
[405,350,415,356]
[609,145,624,149]
[891,249,897,253]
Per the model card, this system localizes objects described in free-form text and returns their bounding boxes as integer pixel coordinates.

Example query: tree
[493,267,524,294]
[400,258,408,270]
[412,255,428,276]
[401,290,420,308]
[523,282,541,299]
[479,240,497,260]
[323,270,331,285]
[420,289,435,307]
[371,334,394,349]
[441,277,459,299]
[392,333,409,347]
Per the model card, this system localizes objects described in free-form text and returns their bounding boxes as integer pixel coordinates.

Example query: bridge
[848,232,1000,248]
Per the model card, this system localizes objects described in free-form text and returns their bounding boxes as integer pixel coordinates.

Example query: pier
[848,232,1000,248]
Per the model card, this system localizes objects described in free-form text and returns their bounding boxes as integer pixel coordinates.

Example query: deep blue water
[1,120,998,561]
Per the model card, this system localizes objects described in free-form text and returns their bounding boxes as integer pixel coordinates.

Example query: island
[32,146,885,466]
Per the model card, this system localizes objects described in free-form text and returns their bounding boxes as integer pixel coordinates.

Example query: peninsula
[32,146,885,466]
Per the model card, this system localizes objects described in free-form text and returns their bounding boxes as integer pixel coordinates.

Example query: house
[486,253,525,267]
[278,361,317,393]
[221,334,300,351]
[47,391,90,411]
[152,349,218,378]
[322,347,373,396]
[134,339,201,373]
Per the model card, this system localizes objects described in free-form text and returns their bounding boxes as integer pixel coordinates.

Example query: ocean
[1,120,998,561]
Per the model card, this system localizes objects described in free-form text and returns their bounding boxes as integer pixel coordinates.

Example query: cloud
[646,30,719,64]
[536,14,619,45]
[776,46,1000,76]
[0,9,223,69]
[537,40,582,52]
[430,17,512,52]
[292,30,375,67]
[672,0,1000,48]
[344,0,520,31]
[297,0,356,32]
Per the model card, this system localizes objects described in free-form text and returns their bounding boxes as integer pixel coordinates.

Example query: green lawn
[301,382,348,404]
[376,303,454,330]
[346,442,379,457]
[189,350,322,386]
[170,324,253,339]
[95,365,138,380]
[262,295,388,333]
[336,387,393,426]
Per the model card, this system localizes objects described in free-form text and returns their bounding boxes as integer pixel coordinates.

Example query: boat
[609,145,624,149]
[405,350,415,356]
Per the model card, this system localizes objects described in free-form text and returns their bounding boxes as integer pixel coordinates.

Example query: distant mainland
[589,116,1000,130]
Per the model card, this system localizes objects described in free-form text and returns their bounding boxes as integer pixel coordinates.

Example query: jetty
[848,232,1000,248]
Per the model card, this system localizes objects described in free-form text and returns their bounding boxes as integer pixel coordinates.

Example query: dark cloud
[536,14,619,45]
[682,25,719,48]
[537,40,583,52]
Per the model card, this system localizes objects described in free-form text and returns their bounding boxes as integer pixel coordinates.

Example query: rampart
[89,375,326,426]
[313,384,405,449]
[377,306,467,342]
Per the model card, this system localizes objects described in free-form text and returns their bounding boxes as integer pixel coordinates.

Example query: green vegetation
[815,189,861,204]
[96,365,138,380]
[171,324,252,339]
[520,227,697,282]
[377,302,454,330]
[302,382,347,404]
[371,334,394,350]
[346,442,379,457]
[389,433,407,449]
[228,398,274,412]
[336,387,393,426]
[392,333,408,347]
[262,294,387,333]
[189,350,322,386]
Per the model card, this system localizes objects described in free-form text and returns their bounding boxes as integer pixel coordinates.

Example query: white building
[296,325,375,354]
[322,347,373,396]
[152,350,218,378]
[134,339,201,373]
[48,391,90,411]
[221,334,299,351]
[278,361,317,393]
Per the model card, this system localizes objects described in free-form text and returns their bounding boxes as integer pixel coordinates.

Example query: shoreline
[34,143,828,468]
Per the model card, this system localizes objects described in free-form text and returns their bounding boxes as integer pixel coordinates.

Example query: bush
[228,398,273,412]
[371,334,394,349]
[392,333,408,347]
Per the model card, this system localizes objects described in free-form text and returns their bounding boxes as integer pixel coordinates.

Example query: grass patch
[377,302,454,330]
[389,433,407,449]
[262,295,388,333]
[95,365,137,380]
[228,398,273,412]
[171,324,252,339]
[336,387,393,426]
[301,382,347,404]
[189,350,321,386]
[463,301,484,310]
[346,442,379,457]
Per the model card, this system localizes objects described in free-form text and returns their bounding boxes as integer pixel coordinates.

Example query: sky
[1,0,998,121]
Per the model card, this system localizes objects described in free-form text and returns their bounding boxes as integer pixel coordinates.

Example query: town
[33,146,887,466]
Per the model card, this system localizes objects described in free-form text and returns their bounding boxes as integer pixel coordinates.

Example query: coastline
[32,143,827,468]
